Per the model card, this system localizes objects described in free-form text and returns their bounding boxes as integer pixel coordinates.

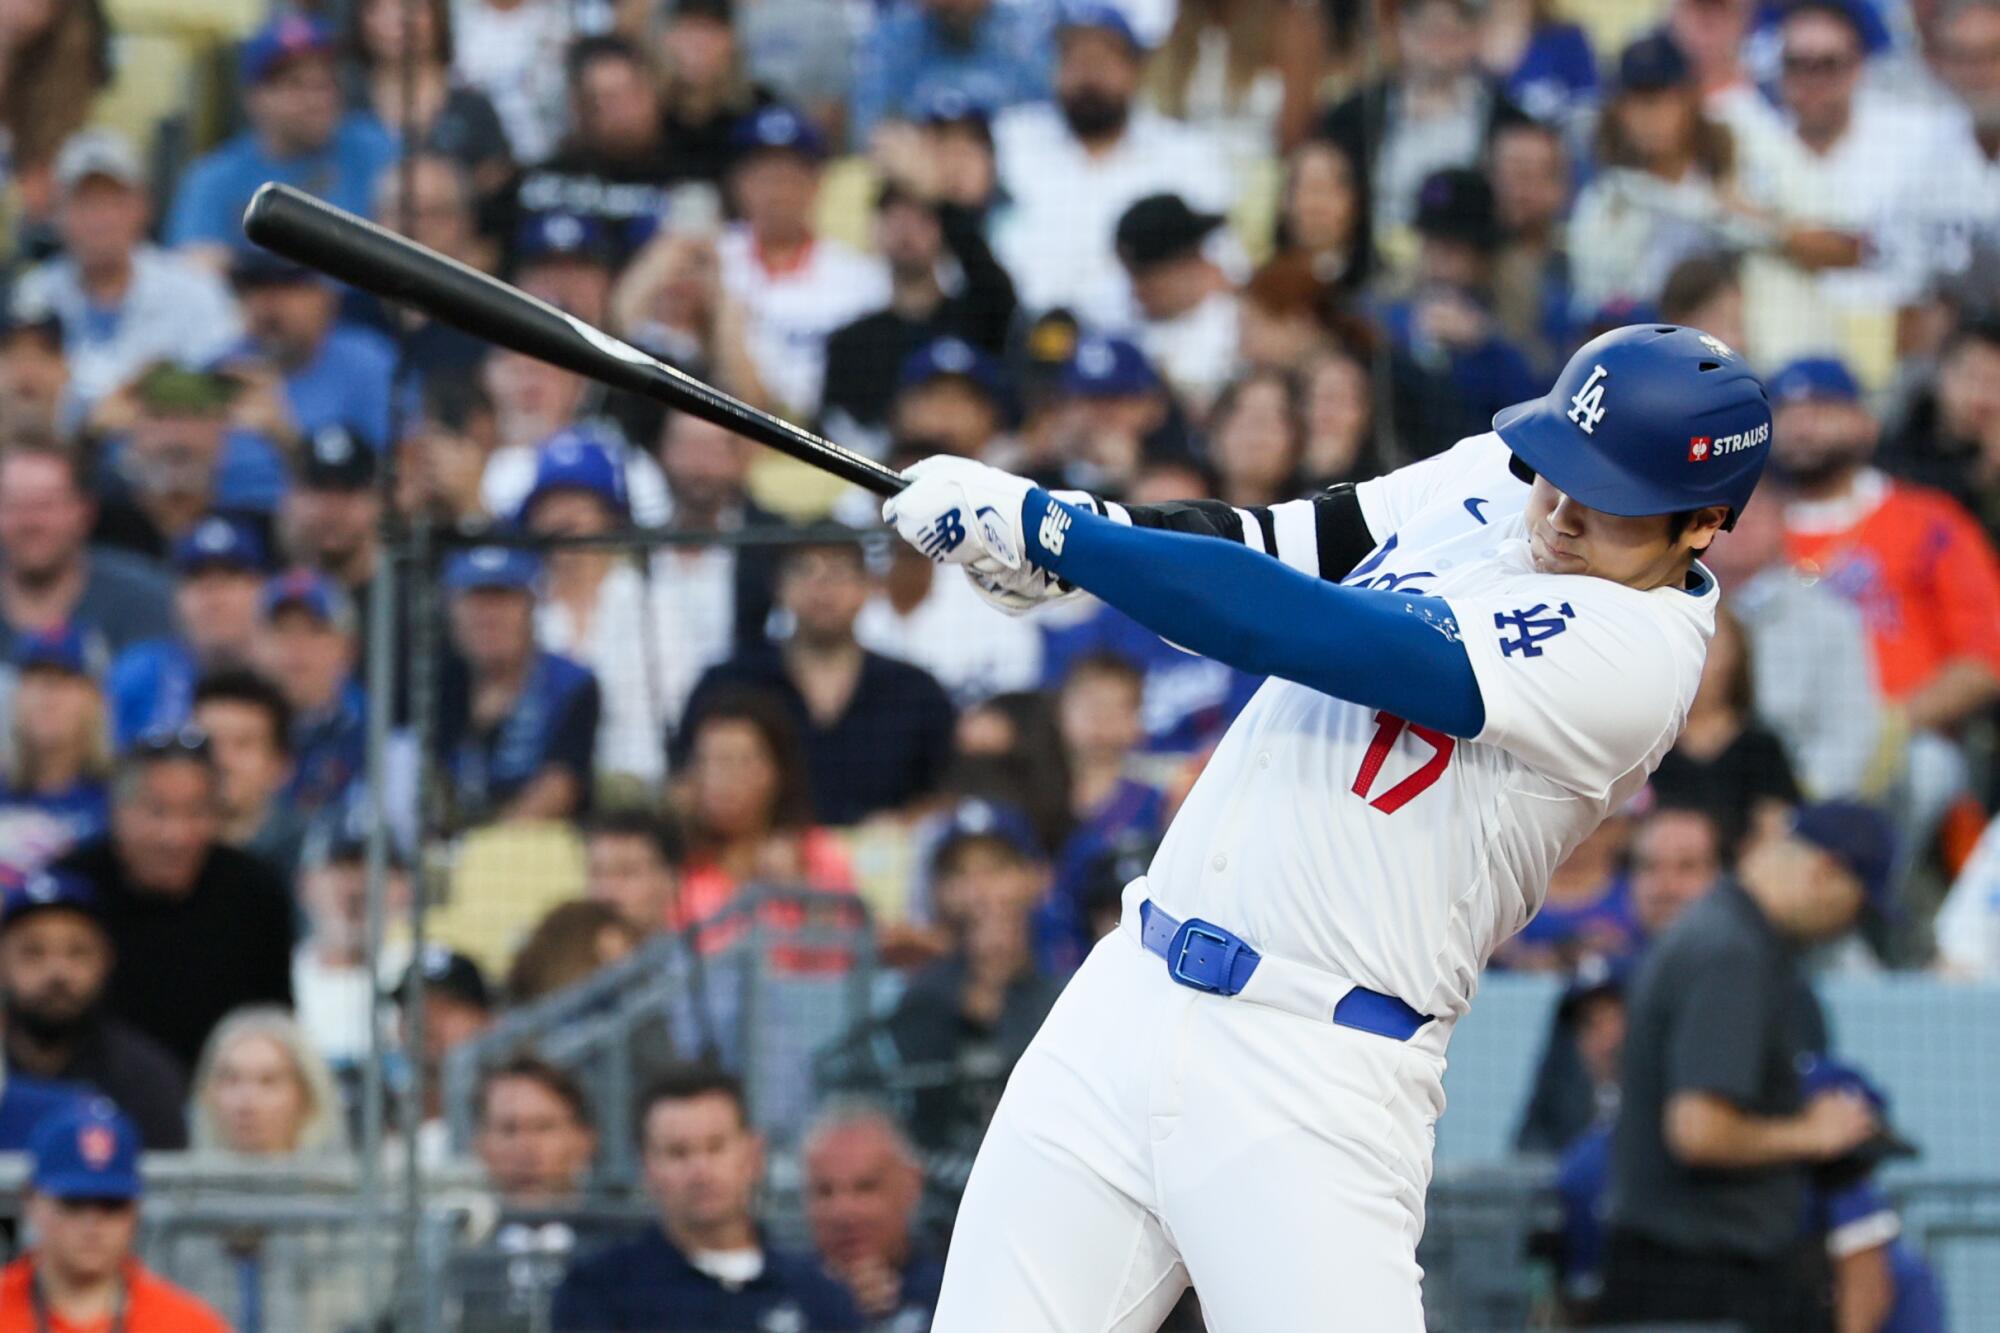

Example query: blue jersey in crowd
[850,3,1049,140]
[1501,21,1598,125]
[0,783,111,879]
[1040,608,1261,756]
[1039,777,1166,973]
[287,681,369,821]
[1821,1179,1947,1333]
[438,651,600,820]
[105,638,201,749]
[166,120,397,255]
[1504,876,1641,968]
[0,1074,90,1150]
[551,1229,862,1332]
[219,323,399,450]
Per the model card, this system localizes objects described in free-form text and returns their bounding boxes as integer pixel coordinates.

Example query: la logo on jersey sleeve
[1493,602,1576,657]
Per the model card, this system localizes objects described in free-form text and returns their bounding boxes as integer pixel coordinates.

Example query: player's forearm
[1664,1091,1822,1168]
[1021,490,1485,737]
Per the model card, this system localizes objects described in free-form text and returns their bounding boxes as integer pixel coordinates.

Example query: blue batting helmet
[1493,325,1771,528]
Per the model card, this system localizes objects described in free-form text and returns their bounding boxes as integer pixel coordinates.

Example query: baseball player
[880,325,1772,1330]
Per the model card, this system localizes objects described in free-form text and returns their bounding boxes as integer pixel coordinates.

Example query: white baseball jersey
[1139,433,1716,1023]
[716,225,891,418]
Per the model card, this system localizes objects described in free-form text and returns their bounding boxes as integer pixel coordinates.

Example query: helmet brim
[1493,397,1685,519]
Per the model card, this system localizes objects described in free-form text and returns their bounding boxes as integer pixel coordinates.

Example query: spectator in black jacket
[54,728,295,1071]
[0,868,189,1148]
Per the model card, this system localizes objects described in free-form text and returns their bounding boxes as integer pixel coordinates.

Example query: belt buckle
[1169,918,1246,995]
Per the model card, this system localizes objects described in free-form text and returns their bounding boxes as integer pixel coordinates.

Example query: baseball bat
[240,182,905,497]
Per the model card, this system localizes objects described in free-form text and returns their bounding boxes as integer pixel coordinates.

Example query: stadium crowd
[0,0,1994,1326]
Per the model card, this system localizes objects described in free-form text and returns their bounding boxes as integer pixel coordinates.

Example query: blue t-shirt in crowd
[850,3,1050,140]
[1379,297,1544,438]
[165,120,398,254]
[1821,1180,1947,1333]
[1502,21,1599,124]
[0,1074,90,1150]
[1504,876,1641,968]
[1040,777,1166,973]
[106,638,200,748]
[1040,607,1262,756]
[0,782,112,879]
[552,1229,863,1332]
[437,651,600,822]
[219,323,398,450]
[288,680,369,822]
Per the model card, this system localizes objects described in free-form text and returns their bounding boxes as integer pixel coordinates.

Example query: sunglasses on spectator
[126,726,213,764]
[1781,51,1859,76]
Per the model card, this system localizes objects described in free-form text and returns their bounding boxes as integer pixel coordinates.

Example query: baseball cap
[1056,0,1145,52]
[896,337,1009,407]
[53,129,142,192]
[261,569,355,630]
[1115,193,1224,272]
[1796,1054,1919,1162]
[240,13,337,86]
[131,363,235,416]
[915,87,994,130]
[515,213,614,268]
[1788,800,1897,908]
[397,944,492,1010]
[1060,335,1159,398]
[0,868,102,934]
[1617,33,1692,92]
[931,798,1044,873]
[445,546,541,594]
[731,105,828,164]
[29,1100,142,1202]
[1556,952,1631,1019]
[517,428,630,523]
[173,515,268,575]
[1413,168,1499,251]
[0,297,63,348]
[1768,356,1862,407]
[299,422,378,490]
[13,625,90,676]
[670,0,734,23]
[228,248,322,289]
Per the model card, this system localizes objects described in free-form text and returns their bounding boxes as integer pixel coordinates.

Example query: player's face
[1523,476,1722,589]
[0,910,110,1029]
[643,1093,762,1234]
[804,1123,918,1268]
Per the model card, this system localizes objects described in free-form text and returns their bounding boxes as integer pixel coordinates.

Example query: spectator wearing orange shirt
[0,1101,228,1333]
[1774,355,2000,851]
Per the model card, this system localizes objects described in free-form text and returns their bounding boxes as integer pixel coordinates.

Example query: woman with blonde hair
[188,1006,348,1157]
[0,631,111,876]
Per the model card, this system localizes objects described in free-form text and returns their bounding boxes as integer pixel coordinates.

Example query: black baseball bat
[240,182,905,497]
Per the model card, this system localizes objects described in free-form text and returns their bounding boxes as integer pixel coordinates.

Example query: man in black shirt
[54,728,295,1071]
[1597,801,1894,1332]
[0,869,189,1148]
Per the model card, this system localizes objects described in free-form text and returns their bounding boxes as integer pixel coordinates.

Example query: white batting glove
[882,455,1036,571]
[964,556,1082,616]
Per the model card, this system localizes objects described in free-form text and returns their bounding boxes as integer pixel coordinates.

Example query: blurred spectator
[648,0,778,191]
[1568,34,1756,324]
[734,0,851,140]
[1940,807,2000,975]
[992,5,1233,325]
[680,542,955,824]
[1205,366,1303,508]
[1237,253,1332,373]
[13,130,241,425]
[514,214,618,331]
[1702,487,1883,800]
[0,0,109,230]
[884,339,1011,464]
[222,256,397,450]
[1146,0,1328,155]
[1599,801,1895,1330]
[292,827,408,1067]
[1514,953,1628,1155]
[1297,340,1391,486]
[373,156,501,379]
[189,1005,346,1157]
[1494,800,1639,972]
[517,36,688,267]
[552,1065,861,1331]
[674,690,855,927]
[820,178,1018,451]
[803,1099,944,1328]
[1485,116,1573,376]
[397,371,500,526]
[0,443,177,658]
[910,89,1003,216]
[1647,605,1802,854]
[55,729,295,1070]
[1883,317,2000,537]
[105,516,269,748]
[1913,0,2000,291]
[878,800,1061,1156]
[284,423,385,608]
[504,899,642,1004]
[192,669,301,873]
[253,570,365,825]
[347,0,513,206]
[1476,0,1598,127]
[1665,0,1764,124]
[0,870,188,1149]
[1657,250,1749,371]
[584,808,684,934]
[0,1103,228,1333]
[166,15,396,267]
[0,629,110,875]
[1320,0,1521,236]
[1116,193,1240,413]
[1047,653,1164,964]
[1629,805,1725,940]
[93,365,260,564]
[0,305,69,444]
[1039,335,1195,494]
[650,410,784,678]
[1380,167,1540,437]
[452,0,572,165]
[1272,136,1373,298]
[480,348,604,512]
[474,1055,598,1206]
[396,946,495,1159]
[851,0,1047,142]
[720,105,890,418]
[437,548,600,824]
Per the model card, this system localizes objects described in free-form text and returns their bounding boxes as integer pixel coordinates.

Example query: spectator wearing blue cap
[0,870,189,1149]
[0,628,110,877]
[1044,336,1196,493]
[252,570,366,825]
[992,3,1234,328]
[850,0,1050,143]
[103,516,269,749]
[819,169,1019,454]
[514,213,617,328]
[911,88,1003,215]
[0,1102,230,1333]
[55,730,295,1071]
[12,130,243,427]
[165,14,397,268]
[1599,800,1897,1330]
[438,548,601,824]
[719,104,891,418]
[888,337,1011,461]
[218,254,398,452]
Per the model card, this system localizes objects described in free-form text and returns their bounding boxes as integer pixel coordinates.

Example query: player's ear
[1683,505,1731,553]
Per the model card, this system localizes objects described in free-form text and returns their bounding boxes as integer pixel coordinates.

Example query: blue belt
[1138,900,1432,1042]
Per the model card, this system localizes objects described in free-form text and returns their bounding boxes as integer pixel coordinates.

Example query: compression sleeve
[1023,489,1485,737]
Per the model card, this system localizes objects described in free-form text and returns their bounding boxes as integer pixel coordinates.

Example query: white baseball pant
[931,908,1448,1332]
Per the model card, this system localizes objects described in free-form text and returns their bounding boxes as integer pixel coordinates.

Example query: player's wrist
[1022,488,1077,569]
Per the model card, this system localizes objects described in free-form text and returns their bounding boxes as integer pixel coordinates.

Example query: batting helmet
[1493,325,1770,528]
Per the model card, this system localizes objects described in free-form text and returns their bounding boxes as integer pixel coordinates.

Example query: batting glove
[882,455,1036,571]
[964,556,1083,616]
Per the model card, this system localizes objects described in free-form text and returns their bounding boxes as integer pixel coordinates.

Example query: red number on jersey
[1351,711,1456,814]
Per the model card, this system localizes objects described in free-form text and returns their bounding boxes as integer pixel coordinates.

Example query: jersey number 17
[1351,711,1455,814]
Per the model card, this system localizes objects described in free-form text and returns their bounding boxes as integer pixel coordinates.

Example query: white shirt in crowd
[992,103,1235,328]
[1935,815,2000,977]
[14,244,241,422]
[855,564,1044,708]
[717,224,890,419]
[450,0,576,165]
[1132,288,1240,416]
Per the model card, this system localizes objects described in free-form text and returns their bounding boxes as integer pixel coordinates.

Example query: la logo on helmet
[1567,365,1609,435]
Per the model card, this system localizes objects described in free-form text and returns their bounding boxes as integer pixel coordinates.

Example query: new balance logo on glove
[920,507,968,559]
[1038,501,1071,557]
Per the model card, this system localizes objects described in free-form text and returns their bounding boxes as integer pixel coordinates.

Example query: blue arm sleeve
[1024,490,1486,737]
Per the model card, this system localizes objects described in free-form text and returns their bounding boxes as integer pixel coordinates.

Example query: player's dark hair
[193,667,294,757]
[479,1053,597,1131]
[637,1062,749,1138]
[586,806,686,869]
